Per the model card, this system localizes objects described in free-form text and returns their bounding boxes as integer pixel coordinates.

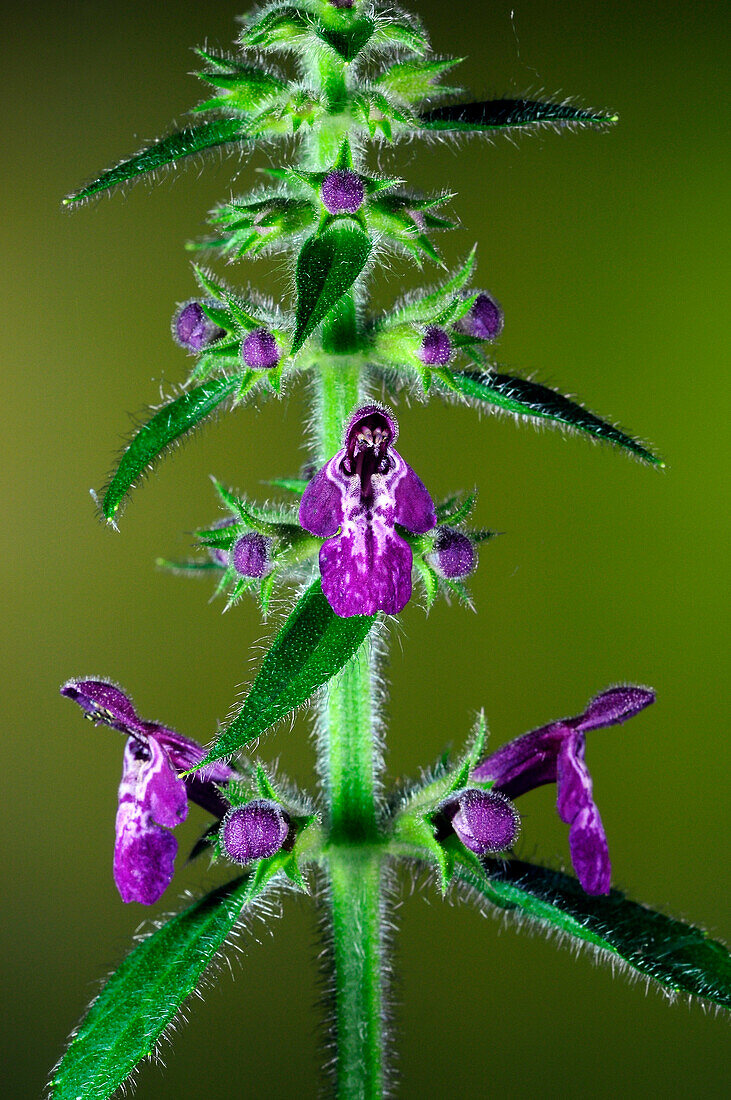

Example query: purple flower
[232,532,274,578]
[243,328,279,370]
[420,326,452,366]
[61,679,235,905]
[221,800,291,865]
[299,404,437,616]
[442,788,520,855]
[473,686,656,895]
[321,170,365,215]
[428,527,475,579]
[463,292,504,341]
[172,299,225,353]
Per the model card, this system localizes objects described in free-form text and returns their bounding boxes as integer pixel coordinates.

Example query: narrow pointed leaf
[418,99,616,134]
[195,580,376,767]
[443,369,662,465]
[49,874,268,1099]
[64,119,246,205]
[101,376,240,522]
[292,223,371,354]
[454,855,731,1009]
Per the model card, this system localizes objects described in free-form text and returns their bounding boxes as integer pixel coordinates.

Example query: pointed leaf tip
[101,376,240,522]
[48,875,257,1099]
[444,370,662,465]
[64,118,245,204]
[457,856,731,1010]
[418,99,616,134]
[195,580,376,767]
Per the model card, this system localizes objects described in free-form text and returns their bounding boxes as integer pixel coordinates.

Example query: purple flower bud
[464,293,504,341]
[321,170,365,215]
[328,0,355,8]
[445,788,521,855]
[429,527,475,579]
[232,532,274,578]
[172,299,225,353]
[243,328,280,370]
[419,326,452,366]
[221,800,290,865]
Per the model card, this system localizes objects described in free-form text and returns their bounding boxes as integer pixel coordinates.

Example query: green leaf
[418,99,616,134]
[455,855,731,1010]
[374,56,463,101]
[48,874,270,1099]
[442,369,662,465]
[193,580,376,767]
[63,119,246,205]
[292,223,371,354]
[101,376,241,522]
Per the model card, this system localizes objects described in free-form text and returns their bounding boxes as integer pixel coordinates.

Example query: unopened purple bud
[232,532,274,578]
[429,527,475,579]
[448,788,520,855]
[419,326,451,366]
[466,293,504,341]
[173,299,225,353]
[328,0,355,8]
[321,170,365,215]
[243,328,279,370]
[221,800,290,865]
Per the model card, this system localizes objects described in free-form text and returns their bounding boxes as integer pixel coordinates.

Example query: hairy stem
[314,336,388,1096]
[326,849,387,1099]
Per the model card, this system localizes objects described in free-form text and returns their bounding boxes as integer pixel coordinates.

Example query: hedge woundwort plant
[50,2,730,1097]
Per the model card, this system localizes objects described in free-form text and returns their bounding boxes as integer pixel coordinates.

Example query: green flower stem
[326,848,387,1099]
[314,329,387,1094]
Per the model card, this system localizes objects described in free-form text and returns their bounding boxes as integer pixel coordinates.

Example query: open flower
[473,685,655,895]
[299,405,437,616]
[61,679,235,905]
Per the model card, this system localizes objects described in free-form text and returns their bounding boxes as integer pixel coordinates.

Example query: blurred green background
[3,0,729,1095]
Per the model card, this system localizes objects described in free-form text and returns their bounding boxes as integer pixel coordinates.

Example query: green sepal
[194,62,287,112]
[48,874,273,1100]
[439,369,663,465]
[369,17,429,57]
[255,762,280,801]
[414,556,439,610]
[156,557,223,575]
[63,119,246,205]
[190,579,376,769]
[454,855,731,1010]
[392,812,451,892]
[392,714,488,821]
[240,6,312,48]
[435,490,476,525]
[209,477,299,538]
[417,99,617,134]
[382,247,476,327]
[267,477,309,496]
[316,17,375,61]
[100,376,242,523]
[259,571,277,618]
[292,222,371,354]
[373,56,463,103]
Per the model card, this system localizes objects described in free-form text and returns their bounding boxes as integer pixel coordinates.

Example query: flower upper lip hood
[61,678,236,905]
[299,404,437,617]
[473,685,656,895]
